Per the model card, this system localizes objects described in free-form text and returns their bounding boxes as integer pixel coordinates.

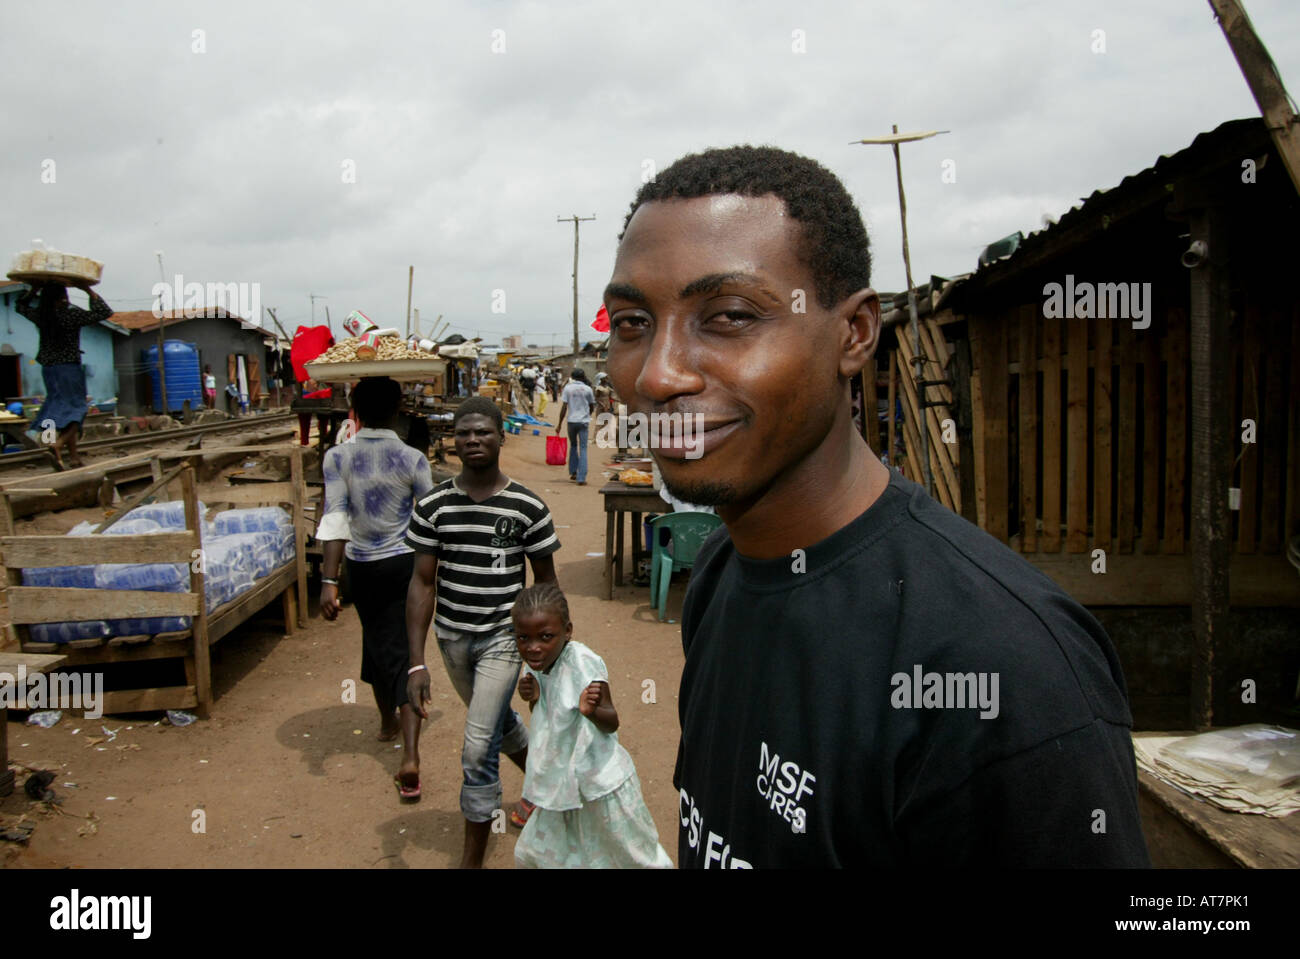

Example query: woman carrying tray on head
[15,280,113,470]
[317,376,435,799]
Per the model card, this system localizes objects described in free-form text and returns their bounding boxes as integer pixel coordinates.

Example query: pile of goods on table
[618,468,654,486]
[311,334,428,364]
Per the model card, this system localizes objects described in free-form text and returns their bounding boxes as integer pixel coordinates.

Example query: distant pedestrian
[203,365,217,409]
[554,368,596,485]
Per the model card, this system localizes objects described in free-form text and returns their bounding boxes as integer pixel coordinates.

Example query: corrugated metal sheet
[940,117,1270,307]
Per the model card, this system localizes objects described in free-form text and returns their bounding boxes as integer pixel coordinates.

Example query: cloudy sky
[4,0,1296,348]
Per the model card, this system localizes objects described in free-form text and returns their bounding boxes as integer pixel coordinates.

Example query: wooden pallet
[0,447,309,716]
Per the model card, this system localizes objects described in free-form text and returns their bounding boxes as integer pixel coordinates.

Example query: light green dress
[514,640,673,869]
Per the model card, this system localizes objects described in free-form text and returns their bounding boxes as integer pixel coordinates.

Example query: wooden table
[599,482,670,600]
[1137,767,1300,868]
[0,651,67,796]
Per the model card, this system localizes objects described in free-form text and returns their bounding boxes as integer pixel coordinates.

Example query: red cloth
[592,304,610,333]
[290,325,335,382]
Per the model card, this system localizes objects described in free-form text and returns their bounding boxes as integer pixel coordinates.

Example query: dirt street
[2,428,688,869]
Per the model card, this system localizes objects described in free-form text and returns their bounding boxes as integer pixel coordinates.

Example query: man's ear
[838,288,881,378]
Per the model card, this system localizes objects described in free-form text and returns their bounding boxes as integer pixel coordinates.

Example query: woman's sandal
[509,798,536,828]
[394,773,421,802]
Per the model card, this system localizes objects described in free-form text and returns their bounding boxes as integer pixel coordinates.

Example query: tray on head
[304,357,447,383]
[7,269,101,287]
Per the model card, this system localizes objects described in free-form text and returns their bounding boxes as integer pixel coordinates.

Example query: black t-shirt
[674,470,1150,868]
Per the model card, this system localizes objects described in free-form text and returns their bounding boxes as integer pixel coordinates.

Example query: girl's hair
[512,583,570,626]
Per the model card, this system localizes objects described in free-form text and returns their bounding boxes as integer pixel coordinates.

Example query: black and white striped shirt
[406,478,560,634]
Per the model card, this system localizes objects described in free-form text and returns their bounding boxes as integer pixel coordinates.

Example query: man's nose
[636,319,704,403]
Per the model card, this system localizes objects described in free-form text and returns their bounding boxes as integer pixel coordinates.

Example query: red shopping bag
[546,434,568,465]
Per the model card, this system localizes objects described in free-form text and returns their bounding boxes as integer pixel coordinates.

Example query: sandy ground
[2,427,687,869]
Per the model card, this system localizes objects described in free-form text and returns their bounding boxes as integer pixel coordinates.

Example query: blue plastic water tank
[144,340,202,413]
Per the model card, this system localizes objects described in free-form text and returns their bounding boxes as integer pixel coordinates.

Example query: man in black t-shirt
[603,146,1150,868]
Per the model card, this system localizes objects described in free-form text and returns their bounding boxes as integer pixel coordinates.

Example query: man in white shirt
[554,369,596,485]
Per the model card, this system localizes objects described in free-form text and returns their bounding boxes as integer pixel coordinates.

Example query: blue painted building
[0,281,128,409]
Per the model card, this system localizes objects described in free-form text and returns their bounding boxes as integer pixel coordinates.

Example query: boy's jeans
[435,626,529,822]
[568,421,589,482]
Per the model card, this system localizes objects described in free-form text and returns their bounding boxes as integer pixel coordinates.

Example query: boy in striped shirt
[405,396,560,868]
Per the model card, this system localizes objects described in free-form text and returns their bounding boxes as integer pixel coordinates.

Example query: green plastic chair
[648,511,723,622]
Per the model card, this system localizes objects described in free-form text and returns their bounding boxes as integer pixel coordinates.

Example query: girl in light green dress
[511,584,673,869]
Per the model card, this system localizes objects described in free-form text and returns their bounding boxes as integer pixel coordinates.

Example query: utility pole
[851,126,949,497]
[557,214,596,355]
[266,307,290,407]
[1209,0,1300,196]
[155,251,168,413]
[265,307,290,341]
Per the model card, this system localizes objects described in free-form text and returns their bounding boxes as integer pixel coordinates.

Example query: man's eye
[706,310,757,329]
[610,315,647,335]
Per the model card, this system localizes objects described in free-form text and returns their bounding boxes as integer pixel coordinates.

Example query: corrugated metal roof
[940,117,1271,307]
[109,307,260,334]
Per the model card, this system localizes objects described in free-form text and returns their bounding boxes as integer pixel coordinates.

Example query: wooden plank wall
[966,301,1297,573]
[892,321,963,516]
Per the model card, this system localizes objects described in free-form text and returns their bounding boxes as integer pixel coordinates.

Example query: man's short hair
[620,145,871,310]
[453,396,503,431]
[350,376,401,427]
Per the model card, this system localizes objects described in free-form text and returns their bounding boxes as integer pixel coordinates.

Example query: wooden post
[1286,305,1300,543]
[1163,314,1189,555]
[887,350,898,469]
[1238,304,1259,552]
[1094,316,1113,552]
[1209,0,1300,197]
[1141,330,1162,554]
[1185,198,1232,732]
[1041,314,1062,552]
[290,446,308,628]
[1018,304,1039,552]
[952,331,979,525]
[892,125,932,497]
[979,316,1009,542]
[1066,315,1089,552]
[1117,322,1138,553]
[180,465,211,717]
[0,489,22,650]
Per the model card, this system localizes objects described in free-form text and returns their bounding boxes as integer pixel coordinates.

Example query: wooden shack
[872,118,1299,730]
